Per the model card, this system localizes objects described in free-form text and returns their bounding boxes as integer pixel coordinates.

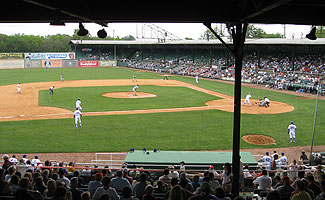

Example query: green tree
[316,26,325,38]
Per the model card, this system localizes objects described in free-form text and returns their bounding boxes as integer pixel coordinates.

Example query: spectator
[208,172,221,192]
[92,176,119,200]
[253,170,272,190]
[88,173,103,198]
[58,168,71,188]
[315,180,325,200]
[189,182,217,200]
[44,179,57,198]
[266,190,281,200]
[120,185,137,200]
[154,180,167,193]
[81,191,90,200]
[273,175,283,189]
[5,165,16,181]
[143,185,155,200]
[307,174,322,197]
[169,185,185,200]
[300,150,309,164]
[0,168,10,195]
[15,177,37,200]
[53,186,69,200]
[290,180,312,200]
[111,170,131,192]
[133,173,148,199]
[222,162,233,195]
[179,179,194,200]
[2,154,12,171]
[9,174,20,195]
[159,168,172,186]
[276,176,294,200]
[66,162,76,173]
[73,170,85,188]
[33,175,47,195]
[215,187,231,200]
[314,164,325,183]
[191,175,201,192]
[69,177,83,200]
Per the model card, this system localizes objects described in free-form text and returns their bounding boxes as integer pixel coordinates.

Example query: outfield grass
[0,67,324,153]
[39,85,220,112]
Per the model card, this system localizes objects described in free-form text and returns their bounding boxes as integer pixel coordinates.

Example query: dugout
[69,38,325,67]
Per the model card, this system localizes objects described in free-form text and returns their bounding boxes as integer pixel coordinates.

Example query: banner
[63,59,78,67]
[78,60,99,67]
[0,59,24,69]
[25,52,75,60]
[24,60,41,68]
[0,53,24,59]
[100,60,117,67]
[41,59,62,68]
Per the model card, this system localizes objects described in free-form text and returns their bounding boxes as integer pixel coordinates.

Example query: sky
[0,22,313,40]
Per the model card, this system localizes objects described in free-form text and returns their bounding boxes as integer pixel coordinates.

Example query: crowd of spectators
[125,54,324,95]
[1,152,324,200]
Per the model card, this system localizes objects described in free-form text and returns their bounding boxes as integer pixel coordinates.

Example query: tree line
[0,29,135,53]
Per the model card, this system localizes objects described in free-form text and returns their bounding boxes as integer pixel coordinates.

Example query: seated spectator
[120,185,138,200]
[315,180,325,200]
[73,170,85,187]
[273,175,283,189]
[53,186,69,200]
[154,180,167,193]
[215,187,231,200]
[290,180,312,200]
[111,170,131,192]
[2,154,12,171]
[15,177,37,200]
[33,176,47,195]
[266,190,281,200]
[81,191,90,200]
[5,165,16,182]
[92,176,119,200]
[179,179,194,199]
[57,168,71,188]
[66,162,76,173]
[189,182,217,200]
[169,185,186,200]
[253,169,272,190]
[191,175,201,192]
[9,174,20,195]
[307,174,322,197]
[133,173,148,199]
[314,164,325,183]
[276,176,294,200]
[69,177,83,200]
[143,185,155,200]
[88,173,103,198]
[159,168,172,186]
[44,179,56,198]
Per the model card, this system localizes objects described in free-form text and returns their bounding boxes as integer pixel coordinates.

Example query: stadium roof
[2,0,325,26]
[70,38,325,46]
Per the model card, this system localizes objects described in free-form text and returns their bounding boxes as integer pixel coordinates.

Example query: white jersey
[73,110,82,118]
[245,94,252,100]
[49,86,54,90]
[261,155,272,163]
[76,100,82,108]
[132,85,138,91]
[265,97,270,103]
[17,83,20,89]
[288,124,297,133]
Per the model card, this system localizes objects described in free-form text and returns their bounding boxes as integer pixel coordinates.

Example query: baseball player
[17,82,21,94]
[44,60,51,71]
[195,75,199,84]
[132,84,139,96]
[73,108,82,128]
[264,96,270,107]
[76,98,82,111]
[288,121,297,143]
[243,92,252,106]
[132,74,137,82]
[49,86,55,94]
[163,74,168,80]
[60,74,64,81]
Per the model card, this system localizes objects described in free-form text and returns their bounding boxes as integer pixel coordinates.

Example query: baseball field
[0,67,324,153]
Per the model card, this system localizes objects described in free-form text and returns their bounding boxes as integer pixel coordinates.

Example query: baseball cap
[23,155,27,158]
[291,121,294,124]
[2,154,8,159]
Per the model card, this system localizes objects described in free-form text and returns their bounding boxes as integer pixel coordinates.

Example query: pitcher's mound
[242,134,276,145]
[103,92,157,98]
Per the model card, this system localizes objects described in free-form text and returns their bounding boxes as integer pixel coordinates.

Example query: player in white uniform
[132,74,137,82]
[73,108,82,128]
[49,86,55,94]
[76,98,82,111]
[60,74,64,81]
[279,152,288,167]
[195,75,199,84]
[264,96,270,107]
[243,92,252,106]
[17,82,21,94]
[132,85,139,96]
[288,121,297,143]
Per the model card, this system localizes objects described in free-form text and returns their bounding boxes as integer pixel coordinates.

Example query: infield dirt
[0,79,294,122]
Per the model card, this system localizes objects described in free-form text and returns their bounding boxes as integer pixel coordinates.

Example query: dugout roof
[2,0,325,26]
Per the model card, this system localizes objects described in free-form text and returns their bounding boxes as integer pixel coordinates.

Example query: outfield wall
[0,57,117,69]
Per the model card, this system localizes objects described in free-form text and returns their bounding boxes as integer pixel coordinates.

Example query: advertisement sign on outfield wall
[63,59,78,67]
[25,52,75,60]
[0,53,24,59]
[78,60,99,67]
[41,59,62,68]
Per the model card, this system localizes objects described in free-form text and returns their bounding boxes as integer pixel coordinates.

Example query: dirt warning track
[0,79,294,122]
